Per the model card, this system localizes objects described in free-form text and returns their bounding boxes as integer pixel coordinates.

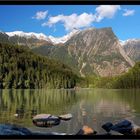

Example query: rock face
[63,27,134,77]
[121,39,140,62]
[0,28,135,77]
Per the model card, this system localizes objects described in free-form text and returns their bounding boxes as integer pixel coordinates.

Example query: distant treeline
[83,62,140,89]
[0,43,80,89]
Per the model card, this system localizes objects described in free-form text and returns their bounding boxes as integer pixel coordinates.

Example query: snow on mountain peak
[48,29,80,44]
[5,29,80,45]
[6,31,51,42]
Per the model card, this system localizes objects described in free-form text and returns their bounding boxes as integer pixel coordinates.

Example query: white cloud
[95,5,121,22]
[123,9,135,16]
[42,5,121,31]
[33,11,48,20]
[42,14,64,27]
[42,13,96,31]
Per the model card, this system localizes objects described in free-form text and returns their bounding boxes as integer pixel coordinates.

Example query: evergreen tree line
[0,43,80,89]
[112,62,140,88]
[83,62,140,89]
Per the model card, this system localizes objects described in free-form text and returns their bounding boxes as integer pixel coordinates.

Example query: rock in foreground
[32,114,61,127]
[0,124,32,135]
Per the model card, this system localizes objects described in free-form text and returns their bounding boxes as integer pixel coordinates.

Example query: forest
[84,62,140,89]
[0,42,140,89]
[0,43,80,89]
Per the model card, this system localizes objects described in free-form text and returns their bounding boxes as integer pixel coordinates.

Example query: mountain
[0,28,135,77]
[121,39,140,62]
[33,27,135,77]
[3,30,79,46]
[0,30,80,49]
[64,27,135,76]
[0,43,79,89]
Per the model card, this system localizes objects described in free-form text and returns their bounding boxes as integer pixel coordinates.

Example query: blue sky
[0,5,139,40]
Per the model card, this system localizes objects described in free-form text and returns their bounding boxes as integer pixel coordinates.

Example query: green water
[0,88,140,134]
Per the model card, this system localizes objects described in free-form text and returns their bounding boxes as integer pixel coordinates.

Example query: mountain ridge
[4,27,119,45]
[5,29,80,45]
[0,27,138,77]
[1,28,140,47]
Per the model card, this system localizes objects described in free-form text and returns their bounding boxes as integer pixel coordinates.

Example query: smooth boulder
[102,120,133,135]
[32,114,61,127]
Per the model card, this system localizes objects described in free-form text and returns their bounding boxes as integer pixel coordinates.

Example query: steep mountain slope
[121,39,140,62]
[33,27,134,77]
[64,27,134,76]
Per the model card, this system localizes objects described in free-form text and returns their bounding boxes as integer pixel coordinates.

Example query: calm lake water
[0,88,140,134]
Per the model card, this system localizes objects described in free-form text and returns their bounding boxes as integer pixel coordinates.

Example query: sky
[0,5,139,40]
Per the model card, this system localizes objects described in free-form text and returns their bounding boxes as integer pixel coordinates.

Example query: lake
[0,88,140,134]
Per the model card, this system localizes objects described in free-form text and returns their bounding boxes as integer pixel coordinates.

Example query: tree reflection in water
[0,89,140,134]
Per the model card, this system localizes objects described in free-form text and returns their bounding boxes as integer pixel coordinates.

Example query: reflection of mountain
[59,89,140,133]
[0,89,140,134]
[95,99,130,117]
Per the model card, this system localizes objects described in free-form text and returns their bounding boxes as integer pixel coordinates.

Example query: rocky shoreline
[0,119,140,135]
[0,124,68,135]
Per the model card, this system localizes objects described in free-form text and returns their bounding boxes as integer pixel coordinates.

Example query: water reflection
[0,89,140,134]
